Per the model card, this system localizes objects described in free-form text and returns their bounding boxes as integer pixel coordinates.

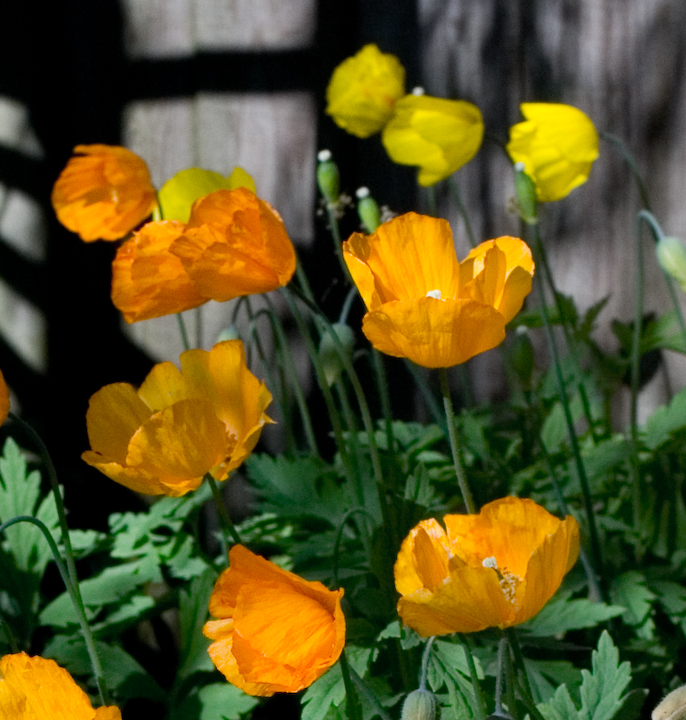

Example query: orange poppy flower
[203,545,346,696]
[394,497,580,637]
[0,652,121,719]
[170,187,296,302]
[343,213,534,368]
[0,369,9,425]
[82,340,273,496]
[52,144,157,242]
[111,220,206,323]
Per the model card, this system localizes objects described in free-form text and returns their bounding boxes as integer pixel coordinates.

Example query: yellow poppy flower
[343,213,534,368]
[111,220,207,323]
[507,103,599,202]
[326,44,406,138]
[52,144,157,242]
[82,340,273,497]
[395,497,580,637]
[203,545,346,696]
[0,652,121,719]
[170,187,296,302]
[381,94,484,186]
[0,369,9,425]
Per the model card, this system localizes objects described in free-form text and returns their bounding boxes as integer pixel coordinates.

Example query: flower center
[426,289,442,300]
[482,556,520,606]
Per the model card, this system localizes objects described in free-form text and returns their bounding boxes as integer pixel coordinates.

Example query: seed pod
[317,149,340,205]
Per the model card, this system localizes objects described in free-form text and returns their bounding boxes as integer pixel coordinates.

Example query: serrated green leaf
[608,689,648,720]
[539,683,580,720]
[611,572,656,637]
[40,557,162,627]
[579,631,631,720]
[643,385,686,450]
[158,166,256,223]
[43,635,165,701]
[524,598,625,637]
[195,683,259,720]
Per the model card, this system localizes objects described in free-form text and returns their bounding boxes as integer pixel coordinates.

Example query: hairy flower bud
[653,685,686,720]
[401,689,436,720]
[656,236,686,292]
[317,150,340,205]
[356,187,382,233]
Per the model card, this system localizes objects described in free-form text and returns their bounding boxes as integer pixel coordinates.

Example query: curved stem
[332,508,376,587]
[262,295,319,456]
[438,368,476,514]
[0,515,109,704]
[419,636,435,691]
[349,665,393,720]
[176,313,191,351]
[457,633,487,720]
[447,178,477,249]
[205,473,243,550]
[339,649,363,720]
[600,132,652,210]
[630,214,647,530]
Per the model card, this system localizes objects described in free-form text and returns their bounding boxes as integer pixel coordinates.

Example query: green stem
[261,296,319,457]
[245,305,295,455]
[505,628,535,704]
[0,515,109,704]
[348,665,393,720]
[457,634,487,720]
[503,631,519,720]
[630,214,646,531]
[280,288,354,482]
[332,508,376,587]
[438,368,476,514]
[325,203,352,282]
[205,473,243,548]
[404,360,447,433]
[447,177,477,248]
[495,636,507,715]
[426,185,438,217]
[339,649,363,720]
[176,313,191,351]
[600,132,652,210]
[530,231,603,574]
[371,349,396,459]
[419,636,435,690]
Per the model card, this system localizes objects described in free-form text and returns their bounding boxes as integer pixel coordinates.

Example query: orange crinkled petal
[52,144,157,242]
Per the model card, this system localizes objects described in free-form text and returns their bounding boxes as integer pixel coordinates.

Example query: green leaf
[640,310,686,354]
[0,437,59,576]
[538,632,641,720]
[40,556,162,627]
[524,597,625,637]
[43,634,165,701]
[195,683,259,720]
[158,166,256,222]
[611,572,656,638]
[579,631,632,720]
[642,384,686,450]
[301,649,371,720]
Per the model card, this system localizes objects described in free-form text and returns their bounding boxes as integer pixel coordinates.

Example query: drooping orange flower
[110,187,296,323]
[394,497,580,637]
[111,220,206,323]
[82,340,273,496]
[0,652,121,719]
[0,369,9,425]
[170,187,296,302]
[203,545,346,696]
[343,213,534,368]
[52,144,157,242]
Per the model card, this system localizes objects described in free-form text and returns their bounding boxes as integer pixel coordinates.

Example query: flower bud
[317,150,340,205]
[513,162,538,225]
[217,326,241,342]
[319,323,355,386]
[653,684,686,720]
[401,689,436,720]
[356,187,382,233]
[656,236,686,292]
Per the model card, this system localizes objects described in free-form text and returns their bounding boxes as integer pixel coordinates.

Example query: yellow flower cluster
[327,45,599,199]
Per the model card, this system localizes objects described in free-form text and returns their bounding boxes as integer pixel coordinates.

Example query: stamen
[426,289,442,300]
